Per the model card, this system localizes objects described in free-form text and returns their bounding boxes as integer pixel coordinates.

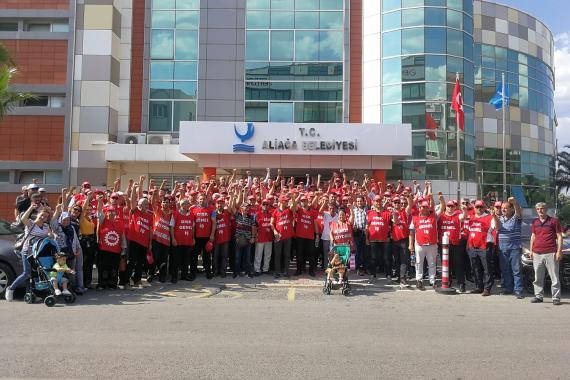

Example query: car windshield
[0,220,22,235]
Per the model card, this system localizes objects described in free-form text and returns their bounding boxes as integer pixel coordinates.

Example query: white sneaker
[4,288,14,301]
[55,289,62,296]
[62,289,71,296]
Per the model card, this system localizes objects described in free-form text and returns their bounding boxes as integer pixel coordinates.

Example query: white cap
[38,188,46,192]
[27,184,39,190]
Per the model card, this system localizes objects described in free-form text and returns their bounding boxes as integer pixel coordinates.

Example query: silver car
[0,220,23,297]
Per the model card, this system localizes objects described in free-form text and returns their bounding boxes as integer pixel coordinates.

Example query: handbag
[14,223,35,257]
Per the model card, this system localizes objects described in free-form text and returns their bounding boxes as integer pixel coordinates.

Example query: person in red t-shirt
[171,198,195,282]
[530,202,563,305]
[270,195,297,278]
[366,195,392,282]
[294,196,319,277]
[96,195,126,290]
[391,196,410,286]
[467,200,500,296]
[409,201,439,290]
[126,184,153,288]
[150,198,174,283]
[212,198,231,278]
[254,198,274,274]
[191,193,216,279]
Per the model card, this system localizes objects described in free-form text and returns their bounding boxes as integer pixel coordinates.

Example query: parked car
[521,248,570,294]
[0,220,23,297]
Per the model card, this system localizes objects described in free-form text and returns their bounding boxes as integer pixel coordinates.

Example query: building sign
[179,122,411,157]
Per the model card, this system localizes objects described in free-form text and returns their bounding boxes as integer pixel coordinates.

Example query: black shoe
[294,270,302,276]
[171,277,178,284]
[515,293,524,299]
[254,272,261,277]
[188,273,196,281]
[274,273,280,279]
[309,270,316,277]
[530,297,543,303]
[233,273,238,279]
[482,289,491,296]
[416,280,425,291]
[146,274,154,284]
[470,288,483,294]
[553,299,561,305]
[283,272,290,278]
[206,272,212,280]
[221,273,226,278]
[247,273,254,278]
[459,284,466,293]
[499,291,513,295]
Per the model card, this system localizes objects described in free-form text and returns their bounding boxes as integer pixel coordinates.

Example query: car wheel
[0,262,15,297]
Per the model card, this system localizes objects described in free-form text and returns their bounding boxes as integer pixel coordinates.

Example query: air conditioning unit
[147,134,171,144]
[120,133,147,144]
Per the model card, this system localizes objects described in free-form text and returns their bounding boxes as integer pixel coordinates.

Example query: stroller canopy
[32,238,60,259]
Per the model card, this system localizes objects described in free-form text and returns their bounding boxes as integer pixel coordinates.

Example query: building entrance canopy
[179,122,411,169]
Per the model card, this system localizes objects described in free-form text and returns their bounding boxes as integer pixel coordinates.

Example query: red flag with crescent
[451,76,464,131]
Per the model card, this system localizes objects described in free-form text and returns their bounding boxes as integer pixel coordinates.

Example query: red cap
[261,199,270,205]
[110,192,119,199]
[383,191,391,197]
[279,195,289,202]
[247,195,255,200]
[265,195,274,200]
[404,186,412,192]
[216,198,225,204]
[494,201,502,207]
[386,183,393,188]
[392,197,400,202]
[189,191,198,196]
[420,201,430,208]
[373,195,382,201]
[475,200,486,207]
[82,181,91,188]
[446,201,456,207]
[300,196,308,201]
[452,200,459,206]
[342,196,350,201]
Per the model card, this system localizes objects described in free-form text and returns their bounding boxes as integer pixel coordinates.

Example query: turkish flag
[451,77,465,131]
[425,113,437,141]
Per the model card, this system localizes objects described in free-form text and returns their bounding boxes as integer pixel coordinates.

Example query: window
[425,27,446,54]
[246,31,269,60]
[245,102,269,121]
[382,30,401,57]
[0,22,18,31]
[295,11,319,28]
[18,171,61,185]
[269,102,293,122]
[425,8,445,26]
[402,28,423,55]
[173,102,195,131]
[401,8,423,28]
[248,10,270,28]
[382,11,401,31]
[26,23,50,32]
[270,31,294,60]
[23,96,49,107]
[149,101,173,131]
[271,11,294,28]
[151,30,174,59]
[175,30,198,59]
[295,31,319,61]
[383,57,401,84]
[0,171,9,183]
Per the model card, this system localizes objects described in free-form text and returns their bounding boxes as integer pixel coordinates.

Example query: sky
[492,0,570,149]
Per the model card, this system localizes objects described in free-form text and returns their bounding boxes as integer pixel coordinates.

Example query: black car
[0,220,24,297]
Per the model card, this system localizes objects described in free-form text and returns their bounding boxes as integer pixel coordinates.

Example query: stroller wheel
[24,293,35,304]
[342,287,350,296]
[44,296,56,307]
[64,294,76,304]
[323,279,332,295]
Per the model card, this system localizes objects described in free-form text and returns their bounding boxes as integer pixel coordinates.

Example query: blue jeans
[498,248,522,294]
[9,252,31,291]
[235,243,252,275]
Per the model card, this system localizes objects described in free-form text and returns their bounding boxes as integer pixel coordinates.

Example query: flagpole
[502,72,507,200]
[456,73,461,202]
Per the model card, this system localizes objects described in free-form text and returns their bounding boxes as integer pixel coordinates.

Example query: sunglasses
[475,206,484,209]
[393,201,400,204]
[111,197,119,200]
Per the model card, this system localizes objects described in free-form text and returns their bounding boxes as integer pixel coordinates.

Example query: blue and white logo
[233,122,255,153]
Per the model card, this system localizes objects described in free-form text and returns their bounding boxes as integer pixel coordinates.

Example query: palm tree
[556,145,570,193]
[0,42,35,120]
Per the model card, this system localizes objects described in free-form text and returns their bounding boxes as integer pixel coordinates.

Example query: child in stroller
[50,252,75,296]
[25,237,76,307]
[323,245,351,296]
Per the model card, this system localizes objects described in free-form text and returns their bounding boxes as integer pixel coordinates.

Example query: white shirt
[321,212,339,241]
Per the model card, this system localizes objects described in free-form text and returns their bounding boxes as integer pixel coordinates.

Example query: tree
[0,43,35,120]
[556,145,570,194]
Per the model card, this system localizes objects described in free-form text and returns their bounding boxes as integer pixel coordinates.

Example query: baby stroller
[25,238,76,307]
[323,245,351,296]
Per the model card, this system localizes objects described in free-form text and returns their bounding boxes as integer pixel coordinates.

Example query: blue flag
[489,81,510,110]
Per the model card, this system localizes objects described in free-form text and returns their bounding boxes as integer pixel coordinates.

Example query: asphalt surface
[1,275,569,379]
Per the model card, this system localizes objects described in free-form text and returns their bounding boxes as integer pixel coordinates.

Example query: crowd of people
[4,169,565,305]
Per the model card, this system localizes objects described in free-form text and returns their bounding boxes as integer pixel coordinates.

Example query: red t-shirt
[467,214,493,250]
[272,208,294,239]
[152,210,172,246]
[330,220,354,248]
[255,210,273,243]
[366,209,391,242]
[295,208,318,239]
[98,217,124,254]
[438,213,461,245]
[411,214,438,246]
[531,216,562,254]
[192,205,214,238]
[213,210,231,244]
[391,209,409,241]
[128,207,153,248]
[172,210,195,246]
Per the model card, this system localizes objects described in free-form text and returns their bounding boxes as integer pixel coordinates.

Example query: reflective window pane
[402,8,423,27]
[294,102,342,122]
[295,31,319,60]
[402,28,424,55]
[270,31,294,60]
[319,0,343,10]
[383,57,401,84]
[295,0,318,10]
[295,11,319,28]
[174,61,197,80]
[176,0,199,8]
[151,30,174,59]
[319,31,342,60]
[173,101,196,131]
[382,11,401,31]
[383,85,402,103]
[269,102,294,121]
[425,27,446,54]
[425,7,446,26]
[383,104,402,124]
[425,82,446,100]
[173,81,197,99]
[247,0,270,8]
[175,30,198,59]
[383,0,401,12]
[402,55,425,81]
[402,0,423,6]
[447,29,463,56]
[382,30,401,57]
[152,11,175,28]
[151,62,174,80]
[447,9,463,29]
[402,83,424,101]
[153,0,175,9]
[246,31,269,60]
[246,101,269,121]
[150,81,173,99]
[176,11,199,28]
[425,55,446,81]
[447,0,463,11]
[149,101,172,131]
[271,11,294,28]
[463,33,473,60]
[271,0,293,9]
[320,11,343,29]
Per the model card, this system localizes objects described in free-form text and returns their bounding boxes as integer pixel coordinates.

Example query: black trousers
[369,241,391,278]
[274,238,292,275]
[98,249,120,288]
[213,241,229,275]
[449,243,465,286]
[296,237,315,272]
[392,239,408,280]
[151,240,170,282]
[460,239,473,280]
[469,243,495,291]
[194,237,212,275]
[79,235,96,288]
[174,245,193,278]
[126,240,147,283]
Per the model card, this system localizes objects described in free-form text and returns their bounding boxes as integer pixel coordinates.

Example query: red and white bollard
[437,232,456,294]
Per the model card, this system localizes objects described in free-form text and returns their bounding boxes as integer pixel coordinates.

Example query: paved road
[1,277,568,379]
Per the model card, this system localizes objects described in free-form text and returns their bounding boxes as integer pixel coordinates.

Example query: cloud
[554,33,570,149]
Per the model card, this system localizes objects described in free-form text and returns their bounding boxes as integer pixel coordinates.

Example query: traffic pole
[437,232,457,294]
